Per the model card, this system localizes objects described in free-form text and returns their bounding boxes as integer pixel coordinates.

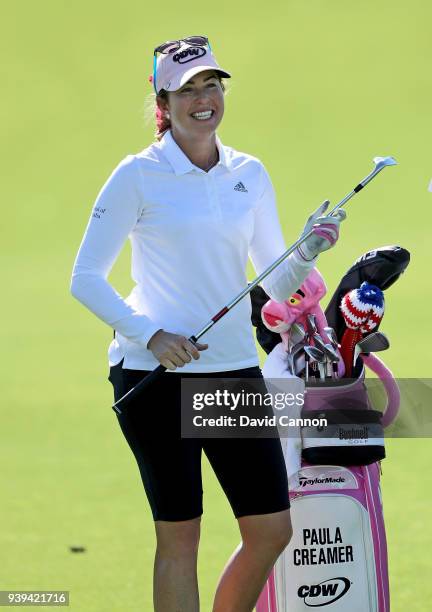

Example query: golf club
[285,323,307,374]
[324,326,339,349]
[304,346,326,382]
[325,344,340,379]
[322,327,340,378]
[290,322,306,345]
[113,156,397,414]
[293,350,306,377]
[286,323,306,369]
[288,341,307,375]
[353,331,390,366]
[304,314,317,376]
[306,314,317,339]
[312,333,340,380]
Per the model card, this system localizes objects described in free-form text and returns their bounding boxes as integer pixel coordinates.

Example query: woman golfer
[71,35,345,612]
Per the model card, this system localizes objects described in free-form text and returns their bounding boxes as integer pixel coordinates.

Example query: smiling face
[156,69,225,139]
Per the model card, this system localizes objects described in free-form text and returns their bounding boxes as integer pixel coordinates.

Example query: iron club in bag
[353,331,390,366]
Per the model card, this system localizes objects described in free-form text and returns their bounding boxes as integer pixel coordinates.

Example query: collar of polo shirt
[159,130,232,175]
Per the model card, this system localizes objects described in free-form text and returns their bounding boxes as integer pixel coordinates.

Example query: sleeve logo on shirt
[92,207,106,219]
[234,181,248,193]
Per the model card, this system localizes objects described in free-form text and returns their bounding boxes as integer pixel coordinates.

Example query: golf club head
[304,346,325,381]
[359,156,397,189]
[324,343,340,363]
[372,156,398,171]
[289,323,306,345]
[291,322,306,335]
[286,352,295,375]
[353,331,390,365]
[293,351,305,376]
[287,341,306,375]
[324,326,339,348]
[312,334,340,362]
[304,346,325,362]
[306,314,317,336]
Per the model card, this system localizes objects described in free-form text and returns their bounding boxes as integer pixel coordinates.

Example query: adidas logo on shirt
[234,181,248,192]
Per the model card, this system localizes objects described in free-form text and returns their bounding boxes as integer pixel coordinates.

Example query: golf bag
[256,462,389,612]
[251,245,407,611]
[255,354,400,612]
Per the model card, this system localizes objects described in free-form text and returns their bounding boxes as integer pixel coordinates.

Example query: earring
[165,112,170,120]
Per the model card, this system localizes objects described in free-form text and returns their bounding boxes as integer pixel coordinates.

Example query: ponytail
[155,91,171,141]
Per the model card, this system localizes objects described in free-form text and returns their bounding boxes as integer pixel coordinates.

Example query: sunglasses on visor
[152,36,212,93]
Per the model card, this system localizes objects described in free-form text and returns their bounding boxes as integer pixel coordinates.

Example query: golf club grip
[112,364,167,414]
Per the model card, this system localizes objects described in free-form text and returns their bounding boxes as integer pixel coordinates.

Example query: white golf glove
[297,200,347,261]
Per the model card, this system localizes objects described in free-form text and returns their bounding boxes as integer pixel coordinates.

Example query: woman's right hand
[147,330,209,370]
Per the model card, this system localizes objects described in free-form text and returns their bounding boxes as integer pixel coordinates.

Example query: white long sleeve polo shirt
[70,130,316,372]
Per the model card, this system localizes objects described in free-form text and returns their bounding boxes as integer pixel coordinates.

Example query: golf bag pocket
[301,372,385,466]
[301,408,385,465]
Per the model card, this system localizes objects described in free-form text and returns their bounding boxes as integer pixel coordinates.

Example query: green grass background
[1,0,431,609]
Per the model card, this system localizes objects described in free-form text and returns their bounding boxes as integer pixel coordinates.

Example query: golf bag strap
[363,353,400,428]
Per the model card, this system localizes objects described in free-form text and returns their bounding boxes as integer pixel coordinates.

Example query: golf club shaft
[113,158,395,414]
[330,158,395,214]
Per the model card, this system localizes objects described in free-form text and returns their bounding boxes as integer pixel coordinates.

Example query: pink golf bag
[256,354,400,612]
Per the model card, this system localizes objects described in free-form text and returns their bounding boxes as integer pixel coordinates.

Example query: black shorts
[108,360,290,522]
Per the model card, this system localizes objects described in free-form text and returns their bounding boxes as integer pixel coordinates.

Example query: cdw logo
[298,577,351,606]
[173,47,206,64]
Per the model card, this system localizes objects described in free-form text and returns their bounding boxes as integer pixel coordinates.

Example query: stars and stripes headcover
[340,282,385,333]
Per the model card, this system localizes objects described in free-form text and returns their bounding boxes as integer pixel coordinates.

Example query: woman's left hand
[297,200,347,261]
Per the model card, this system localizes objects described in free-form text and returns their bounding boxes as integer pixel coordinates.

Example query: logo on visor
[173,47,207,64]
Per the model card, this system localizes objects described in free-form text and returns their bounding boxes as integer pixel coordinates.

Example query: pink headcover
[261,268,345,376]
